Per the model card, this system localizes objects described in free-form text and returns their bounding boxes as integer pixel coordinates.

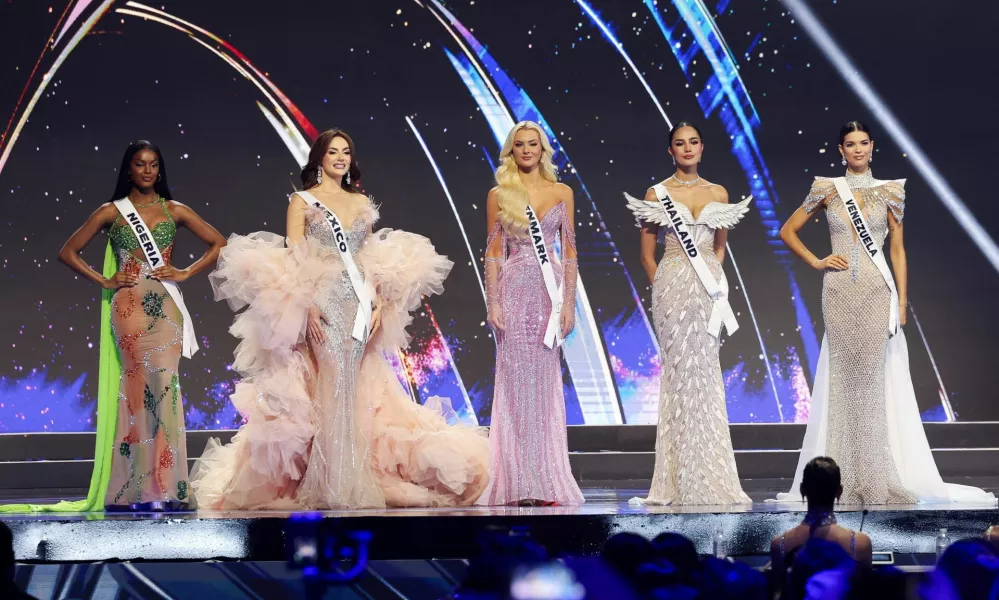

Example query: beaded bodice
[108,198,176,263]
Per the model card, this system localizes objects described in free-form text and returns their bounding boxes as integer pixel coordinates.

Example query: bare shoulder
[165,199,191,213]
[554,182,573,197]
[709,183,729,204]
[93,202,121,225]
[855,531,872,548]
[288,191,309,205]
[644,187,659,202]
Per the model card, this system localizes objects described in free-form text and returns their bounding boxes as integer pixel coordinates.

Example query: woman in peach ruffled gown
[191,129,489,509]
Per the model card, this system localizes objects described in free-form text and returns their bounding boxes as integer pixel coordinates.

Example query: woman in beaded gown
[478,121,584,506]
[777,121,994,505]
[191,129,489,510]
[0,141,226,513]
[625,122,752,506]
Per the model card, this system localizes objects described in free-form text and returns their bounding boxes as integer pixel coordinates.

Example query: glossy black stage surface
[3,484,998,563]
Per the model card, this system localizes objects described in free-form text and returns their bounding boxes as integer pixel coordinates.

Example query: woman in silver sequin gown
[192,130,489,510]
[625,123,752,506]
[478,122,584,506]
[778,121,994,505]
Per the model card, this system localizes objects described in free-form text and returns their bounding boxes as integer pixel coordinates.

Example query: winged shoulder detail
[624,191,671,228]
[698,196,753,230]
[624,191,752,229]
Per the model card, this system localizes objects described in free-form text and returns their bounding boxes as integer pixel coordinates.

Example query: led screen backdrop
[1,0,997,432]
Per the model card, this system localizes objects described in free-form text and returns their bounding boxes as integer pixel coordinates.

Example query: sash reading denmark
[652,184,738,337]
[832,177,900,335]
[526,204,564,348]
[295,191,372,342]
[111,198,199,358]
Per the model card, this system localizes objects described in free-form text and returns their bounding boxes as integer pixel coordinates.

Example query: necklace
[132,196,160,209]
[843,168,876,189]
[670,174,701,186]
[801,511,837,528]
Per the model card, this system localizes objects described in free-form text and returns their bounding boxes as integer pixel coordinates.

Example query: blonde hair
[495,121,558,238]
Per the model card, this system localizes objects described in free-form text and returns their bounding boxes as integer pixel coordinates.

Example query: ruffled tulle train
[190,225,488,510]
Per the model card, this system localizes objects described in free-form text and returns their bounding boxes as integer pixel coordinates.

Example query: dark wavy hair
[110,140,172,201]
[839,120,873,145]
[669,121,703,144]
[301,129,361,191]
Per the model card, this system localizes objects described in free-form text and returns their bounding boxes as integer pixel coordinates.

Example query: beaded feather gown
[625,184,752,505]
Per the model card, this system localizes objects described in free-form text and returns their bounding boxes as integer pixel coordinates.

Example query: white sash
[652,184,738,337]
[525,205,563,348]
[295,191,371,342]
[112,198,199,359]
[832,177,900,335]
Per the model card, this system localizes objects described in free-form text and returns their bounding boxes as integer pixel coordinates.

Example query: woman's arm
[711,185,730,263]
[58,203,134,290]
[640,188,660,285]
[888,209,907,326]
[558,184,577,337]
[780,205,848,272]
[286,193,309,244]
[485,187,504,332]
[150,201,227,282]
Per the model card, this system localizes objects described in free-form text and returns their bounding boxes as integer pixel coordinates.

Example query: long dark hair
[110,140,172,201]
[838,120,873,145]
[300,129,362,191]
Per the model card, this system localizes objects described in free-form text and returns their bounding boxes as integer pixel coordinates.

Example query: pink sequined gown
[478,202,585,505]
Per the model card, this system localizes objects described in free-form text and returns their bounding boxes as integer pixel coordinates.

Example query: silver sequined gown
[638,195,751,506]
[802,171,916,504]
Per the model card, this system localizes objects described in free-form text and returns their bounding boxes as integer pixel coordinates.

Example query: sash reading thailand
[652,184,738,338]
[295,191,372,342]
[526,204,564,348]
[112,198,199,358]
[832,177,900,335]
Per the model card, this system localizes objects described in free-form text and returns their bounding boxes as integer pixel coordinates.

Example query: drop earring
[841,156,847,166]
[869,154,874,163]
[671,156,676,166]
[346,171,351,186]
[317,167,322,185]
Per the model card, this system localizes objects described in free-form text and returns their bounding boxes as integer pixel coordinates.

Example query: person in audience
[651,532,700,581]
[772,456,873,579]
[600,532,655,584]
[936,538,999,600]
[695,557,767,600]
[785,538,855,600]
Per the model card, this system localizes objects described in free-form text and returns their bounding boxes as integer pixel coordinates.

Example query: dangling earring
[869,154,874,164]
[157,173,161,182]
[841,156,847,166]
[317,167,322,185]
[346,171,351,186]
[671,156,676,166]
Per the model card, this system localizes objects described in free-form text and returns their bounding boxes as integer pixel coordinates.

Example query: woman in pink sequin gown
[478,121,584,506]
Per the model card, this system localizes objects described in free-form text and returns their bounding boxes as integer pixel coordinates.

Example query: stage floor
[3,483,997,563]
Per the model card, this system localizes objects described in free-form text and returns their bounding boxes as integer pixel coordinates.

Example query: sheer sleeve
[485,221,505,324]
[802,177,836,214]
[560,205,577,311]
[879,179,906,223]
